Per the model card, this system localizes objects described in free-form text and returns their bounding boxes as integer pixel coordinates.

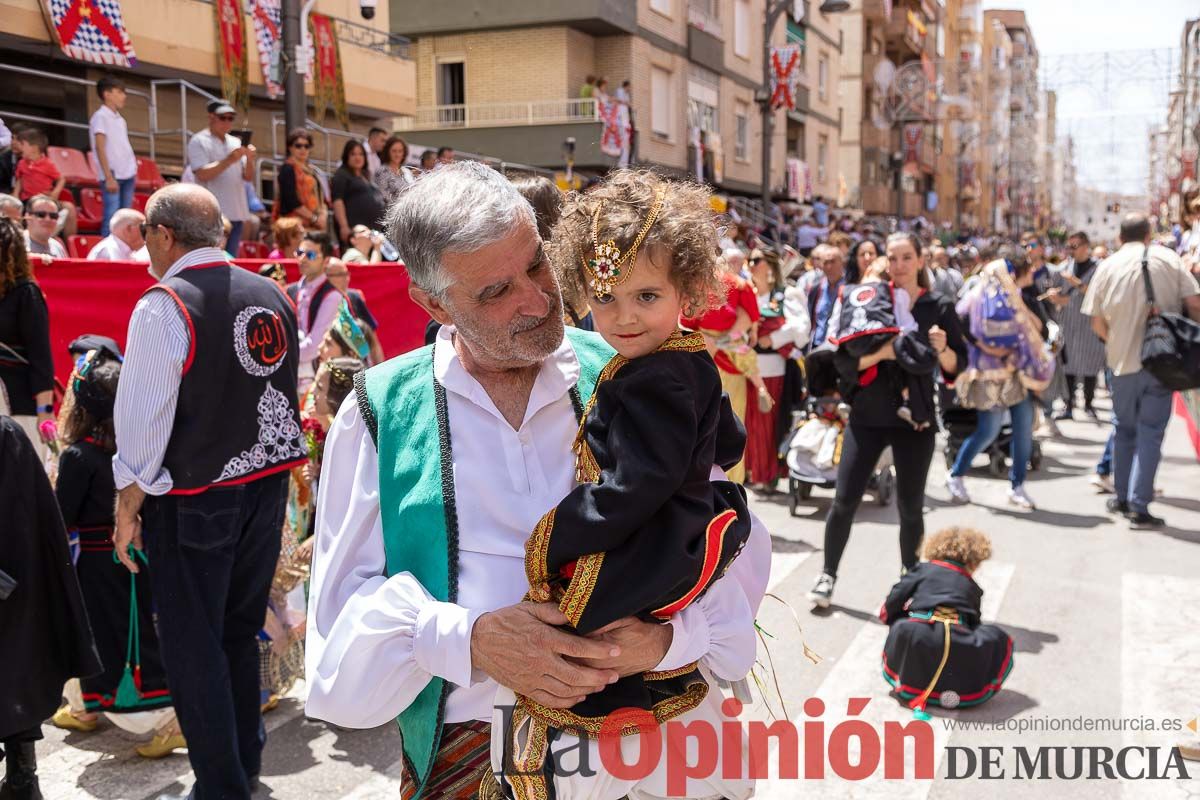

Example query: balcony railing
[395,98,601,131]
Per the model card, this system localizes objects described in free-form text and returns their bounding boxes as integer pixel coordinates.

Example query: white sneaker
[1008,484,1036,510]
[807,572,836,608]
[1089,473,1115,494]
[945,475,971,504]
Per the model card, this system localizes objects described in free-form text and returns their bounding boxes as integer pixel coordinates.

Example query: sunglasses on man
[296,250,320,260]
[26,210,57,220]
[217,114,236,122]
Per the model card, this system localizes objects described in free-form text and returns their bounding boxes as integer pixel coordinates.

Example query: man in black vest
[112,183,305,800]
[287,230,343,392]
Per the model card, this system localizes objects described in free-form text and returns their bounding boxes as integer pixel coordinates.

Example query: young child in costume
[51,344,182,757]
[880,526,1014,718]
[682,266,776,413]
[495,171,755,800]
[261,353,366,712]
[827,257,934,429]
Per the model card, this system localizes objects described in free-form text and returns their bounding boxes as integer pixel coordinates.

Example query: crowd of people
[2,117,1200,798]
[0,74,469,266]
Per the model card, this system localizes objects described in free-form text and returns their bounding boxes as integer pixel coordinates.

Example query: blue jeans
[1097,430,1115,476]
[950,395,1035,488]
[226,219,244,258]
[142,473,287,800]
[1110,370,1173,514]
[100,176,136,236]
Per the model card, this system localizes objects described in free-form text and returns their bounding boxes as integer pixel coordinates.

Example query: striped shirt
[112,247,228,494]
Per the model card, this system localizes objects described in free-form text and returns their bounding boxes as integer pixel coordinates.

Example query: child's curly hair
[922,526,993,570]
[548,170,723,316]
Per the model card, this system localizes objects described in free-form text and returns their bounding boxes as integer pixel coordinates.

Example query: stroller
[783,350,895,515]
[939,383,1043,477]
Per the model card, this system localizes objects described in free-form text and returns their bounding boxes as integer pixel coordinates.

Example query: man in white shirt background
[89,74,139,236]
[86,208,147,261]
[305,162,769,798]
[187,99,256,257]
[364,126,387,174]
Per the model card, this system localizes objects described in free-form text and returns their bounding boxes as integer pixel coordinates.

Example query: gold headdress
[581,186,666,298]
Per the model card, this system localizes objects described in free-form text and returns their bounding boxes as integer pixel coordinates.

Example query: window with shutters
[651,67,674,138]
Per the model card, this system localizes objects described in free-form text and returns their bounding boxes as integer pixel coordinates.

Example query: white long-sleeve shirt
[112,248,227,494]
[295,273,342,387]
[305,326,771,729]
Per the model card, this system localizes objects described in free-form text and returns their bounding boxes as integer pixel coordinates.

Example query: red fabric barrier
[37,258,429,389]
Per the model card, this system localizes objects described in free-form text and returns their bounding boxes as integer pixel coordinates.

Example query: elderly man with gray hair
[0,193,20,222]
[112,183,305,800]
[86,207,147,261]
[306,161,769,798]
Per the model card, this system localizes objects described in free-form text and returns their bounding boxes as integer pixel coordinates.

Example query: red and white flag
[39,0,137,68]
[249,0,283,99]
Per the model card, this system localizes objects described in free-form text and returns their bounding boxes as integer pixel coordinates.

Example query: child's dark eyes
[592,293,614,305]
[638,292,658,303]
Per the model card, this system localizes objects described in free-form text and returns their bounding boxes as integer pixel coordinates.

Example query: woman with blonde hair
[269,216,305,259]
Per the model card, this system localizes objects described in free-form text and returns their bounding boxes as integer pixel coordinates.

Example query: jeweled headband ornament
[334,301,370,359]
[582,186,667,298]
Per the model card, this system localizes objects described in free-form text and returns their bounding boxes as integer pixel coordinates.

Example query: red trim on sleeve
[858,364,878,386]
[651,508,739,619]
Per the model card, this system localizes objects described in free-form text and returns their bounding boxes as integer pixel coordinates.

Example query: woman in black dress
[0,219,55,459]
[331,140,385,250]
[808,232,969,608]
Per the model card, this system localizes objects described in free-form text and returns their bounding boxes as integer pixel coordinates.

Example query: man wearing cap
[187,100,256,256]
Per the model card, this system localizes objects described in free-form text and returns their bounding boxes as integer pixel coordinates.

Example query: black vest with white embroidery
[152,262,306,495]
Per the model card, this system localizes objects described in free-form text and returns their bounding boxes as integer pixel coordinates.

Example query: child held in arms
[495,170,756,800]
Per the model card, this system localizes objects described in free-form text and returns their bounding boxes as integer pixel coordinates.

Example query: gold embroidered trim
[518,677,709,738]
[507,705,551,800]
[524,508,555,594]
[559,551,605,627]
[644,661,700,681]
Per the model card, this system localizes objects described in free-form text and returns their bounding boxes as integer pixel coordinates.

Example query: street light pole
[282,0,306,133]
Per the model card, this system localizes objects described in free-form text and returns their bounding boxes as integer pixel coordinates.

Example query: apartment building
[984,9,1038,233]
[390,0,843,201]
[838,0,942,218]
[0,0,417,175]
[977,13,1012,231]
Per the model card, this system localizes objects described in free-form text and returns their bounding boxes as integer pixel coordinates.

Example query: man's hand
[245,144,258,161]
[471,602,620,708]
[113,512,143,573]
[105,176,119,193]
[577,617,673,678]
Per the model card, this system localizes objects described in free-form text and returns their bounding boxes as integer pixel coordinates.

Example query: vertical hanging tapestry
[769,45,802,111]
[214,0,250,113]
[249,0,283,100]
[39,0,138,68]
[308,13,349,129]
[598,97,626,158]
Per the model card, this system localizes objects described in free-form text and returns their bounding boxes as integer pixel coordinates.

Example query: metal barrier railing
[149,78,223,171]
[0,63,155,158]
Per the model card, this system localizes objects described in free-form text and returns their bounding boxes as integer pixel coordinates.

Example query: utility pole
[282,0,306,134]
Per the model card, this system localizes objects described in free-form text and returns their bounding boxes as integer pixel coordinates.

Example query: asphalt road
[35,393,1200,799]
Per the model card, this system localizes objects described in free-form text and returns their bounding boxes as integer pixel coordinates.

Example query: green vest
[354,326,614,798]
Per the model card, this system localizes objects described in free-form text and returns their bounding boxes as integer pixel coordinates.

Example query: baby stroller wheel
[988,450,1008,478]
[1029,442,1043,471]
[875,467,895,506]
[788,478,800,516]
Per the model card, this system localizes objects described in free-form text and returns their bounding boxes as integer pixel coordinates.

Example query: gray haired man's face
[435,220,564,369]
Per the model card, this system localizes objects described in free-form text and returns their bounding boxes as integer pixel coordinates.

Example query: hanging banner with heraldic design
[214,0,250,114]
[309,12,349,129]
[39,0,138,68]
[769,45,802,111]
[250,0,284,100]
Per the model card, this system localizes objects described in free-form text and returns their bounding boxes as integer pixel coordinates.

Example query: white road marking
[1121,573,1200,800]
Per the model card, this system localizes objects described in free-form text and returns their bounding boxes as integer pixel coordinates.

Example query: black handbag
[1139,246,1200,390]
